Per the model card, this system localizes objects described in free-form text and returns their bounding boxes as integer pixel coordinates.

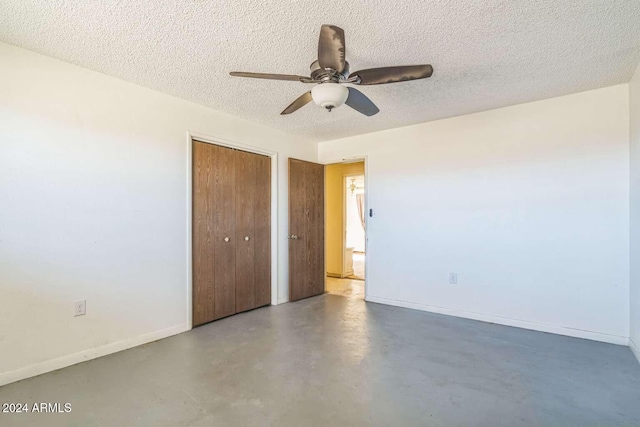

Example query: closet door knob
[224,237,230,242]
[244,236,250,241]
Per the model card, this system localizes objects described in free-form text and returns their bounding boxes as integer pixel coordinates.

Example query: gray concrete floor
[1,294,640,426]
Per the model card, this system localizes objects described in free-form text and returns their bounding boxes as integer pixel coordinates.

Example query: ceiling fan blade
[317,25,346,73]
[230,72,311,82]
[350,65,433,85]
[345,87,379,116]
[281,91,313,115]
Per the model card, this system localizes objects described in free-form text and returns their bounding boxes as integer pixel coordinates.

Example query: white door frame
[186,131,279,329]
[324,157,369,300]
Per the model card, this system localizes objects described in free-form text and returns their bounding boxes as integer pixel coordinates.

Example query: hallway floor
[1,296,639,426]
[347,252,365,280]
[325,277,365,299]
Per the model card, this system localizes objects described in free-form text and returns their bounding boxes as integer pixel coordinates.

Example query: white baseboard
[0,323,189,387]
[631,339,640,365]
[277,298,289,304]
[365,295,628,346]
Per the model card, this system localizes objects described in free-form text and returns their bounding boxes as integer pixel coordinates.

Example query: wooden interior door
[193,142,236,326]
[211,144,237,320]
[194,142,272,326]
[253,154,272,308]
[236,151,271,312]
[235,150,257,312]
[289,158,325,302]
[193,142,215,326]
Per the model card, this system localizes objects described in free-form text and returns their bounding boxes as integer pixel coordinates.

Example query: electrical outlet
[74,300,86,317]
[449,273,458,284]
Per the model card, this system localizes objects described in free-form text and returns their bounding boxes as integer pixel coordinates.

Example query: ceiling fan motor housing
[310,60,350,82]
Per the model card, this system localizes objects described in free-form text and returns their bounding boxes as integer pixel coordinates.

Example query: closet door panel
[192,142,215,326]
[212,144,236,320]
[235,150,257,313]
[254,154,271,307]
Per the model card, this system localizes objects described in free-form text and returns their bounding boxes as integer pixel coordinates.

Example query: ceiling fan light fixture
[230,25,433,116]
[311,82,349,110]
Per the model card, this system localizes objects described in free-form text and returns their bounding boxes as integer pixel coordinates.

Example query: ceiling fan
[229,25,433,116]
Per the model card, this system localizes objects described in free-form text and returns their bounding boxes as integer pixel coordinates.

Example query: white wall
[631,63,640,362]
[319,85,630,344]
[0,42,316,385]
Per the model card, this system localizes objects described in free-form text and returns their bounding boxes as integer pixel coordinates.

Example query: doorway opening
[324,161,366,299]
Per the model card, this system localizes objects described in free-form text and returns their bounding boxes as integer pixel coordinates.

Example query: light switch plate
[74,300,86,317]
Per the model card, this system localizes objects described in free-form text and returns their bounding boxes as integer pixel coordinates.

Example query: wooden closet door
[254,154,271,308]
[236,151,271,312]
[235,150,257,312]
[194,143,271,325]
[193,142,215,326]
[192,141,236,325]
[211,144,237,320]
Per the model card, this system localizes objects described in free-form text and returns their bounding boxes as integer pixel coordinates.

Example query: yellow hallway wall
[325,162,365,277]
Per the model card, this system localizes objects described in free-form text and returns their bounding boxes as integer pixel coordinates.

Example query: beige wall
[325,162,365,276]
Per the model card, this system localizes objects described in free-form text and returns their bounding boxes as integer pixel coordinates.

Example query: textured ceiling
[1,1,640,142]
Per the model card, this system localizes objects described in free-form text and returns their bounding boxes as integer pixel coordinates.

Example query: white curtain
[356,194,366,231]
